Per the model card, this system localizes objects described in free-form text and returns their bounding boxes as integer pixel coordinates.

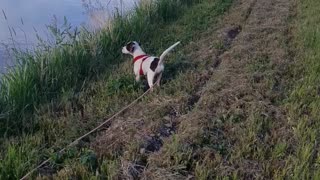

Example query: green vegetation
[0,0,234,179]
[3,0,320,178]
[284,0,320,178]
[0,0,200,135]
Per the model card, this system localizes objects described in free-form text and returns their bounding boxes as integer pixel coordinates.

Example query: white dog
[122,41,180,91]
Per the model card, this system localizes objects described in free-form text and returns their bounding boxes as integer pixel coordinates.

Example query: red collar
[133,55,149,64]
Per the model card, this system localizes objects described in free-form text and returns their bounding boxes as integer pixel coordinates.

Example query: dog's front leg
[135,75,141,82]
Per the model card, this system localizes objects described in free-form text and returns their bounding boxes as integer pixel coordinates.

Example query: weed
[100,159,119,179]
[106,75,141,96]
[0,143,38,180]
[80,150,98,171]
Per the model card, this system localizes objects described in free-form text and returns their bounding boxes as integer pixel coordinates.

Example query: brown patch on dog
[150,58,159,72]
[126,42,135,53]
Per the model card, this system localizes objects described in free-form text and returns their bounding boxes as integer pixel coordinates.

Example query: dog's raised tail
[159,41,181,64]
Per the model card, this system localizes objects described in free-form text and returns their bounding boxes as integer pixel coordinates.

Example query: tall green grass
[0,0,201,136]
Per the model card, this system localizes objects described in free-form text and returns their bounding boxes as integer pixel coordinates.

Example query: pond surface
[0,0,138,73]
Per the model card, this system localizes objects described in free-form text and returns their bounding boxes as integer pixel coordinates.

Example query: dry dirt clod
[140,148,146,154]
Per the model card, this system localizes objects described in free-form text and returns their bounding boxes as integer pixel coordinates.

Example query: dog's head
[122,41,141,55]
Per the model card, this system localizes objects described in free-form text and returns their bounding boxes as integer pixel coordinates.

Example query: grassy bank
[0,0,234,179]
[3,0,319,178]
[284,0,320,178]
[0,0,200,136]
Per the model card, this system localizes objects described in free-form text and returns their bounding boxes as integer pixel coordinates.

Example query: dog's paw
[149,86,154,92]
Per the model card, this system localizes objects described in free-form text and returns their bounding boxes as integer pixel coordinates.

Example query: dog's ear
[126,42,135,53]
[138,42,141,46]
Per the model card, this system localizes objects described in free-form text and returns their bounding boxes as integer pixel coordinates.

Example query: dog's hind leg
[156,72,163,86]
[147,71,156,91]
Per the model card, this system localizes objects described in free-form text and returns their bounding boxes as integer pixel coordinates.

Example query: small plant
[106,75,141,96]
[195,159,214,180]
[100,159,120,179]
[0,144,33,180]
[51,147,78,167]
[80,150,98,171]
[213,40,226,52]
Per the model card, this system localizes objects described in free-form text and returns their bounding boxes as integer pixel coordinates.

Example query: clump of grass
[0,0,203,136]
[0,143,38,180]
[106,75,140,96]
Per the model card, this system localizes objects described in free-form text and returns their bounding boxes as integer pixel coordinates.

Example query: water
[0,0,138,73]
